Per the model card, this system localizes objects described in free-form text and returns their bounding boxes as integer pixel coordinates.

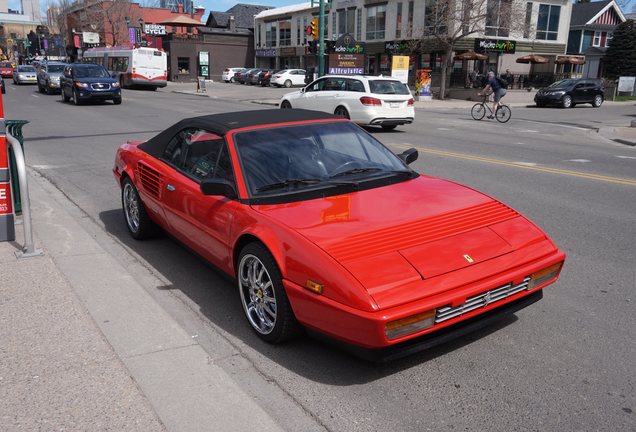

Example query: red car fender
[233,213,379,313]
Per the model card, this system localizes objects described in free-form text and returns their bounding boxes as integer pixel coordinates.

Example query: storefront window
[366,4,386,40]
[177,57,189,74]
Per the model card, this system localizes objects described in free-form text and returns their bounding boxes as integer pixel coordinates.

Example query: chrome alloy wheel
[123,182,140,233]
[238,253,277,335]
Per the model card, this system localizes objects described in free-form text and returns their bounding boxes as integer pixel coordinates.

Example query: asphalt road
[5,81,635,431]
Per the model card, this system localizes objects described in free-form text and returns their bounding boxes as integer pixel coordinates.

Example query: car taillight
[360,96,382,106]
[407,98,414,106]
[224,68,230,72]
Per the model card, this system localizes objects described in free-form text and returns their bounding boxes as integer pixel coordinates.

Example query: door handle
[166,184,176,192]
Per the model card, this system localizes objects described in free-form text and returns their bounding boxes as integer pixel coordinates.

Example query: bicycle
[471,94,511,123]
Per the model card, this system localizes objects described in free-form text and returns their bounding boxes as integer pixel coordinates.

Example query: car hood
[253,175,550,306]
[74,77,117,83]
[47,72,64,79]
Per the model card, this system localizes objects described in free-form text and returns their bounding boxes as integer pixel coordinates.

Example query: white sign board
[144,24,166,35]
[618,76,635,93]
[82,32,100,44]
[391,55,410,84]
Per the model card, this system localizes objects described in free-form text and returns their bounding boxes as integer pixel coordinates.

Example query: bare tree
[102,0,142,45]
[420,0,529,99]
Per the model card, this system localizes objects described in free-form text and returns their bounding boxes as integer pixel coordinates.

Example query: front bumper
[534,94,564,105]
[76,88,121,100]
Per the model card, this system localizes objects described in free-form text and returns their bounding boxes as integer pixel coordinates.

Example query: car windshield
[368,80,410,95]
[234,121,412,198]
[0,62,12,68]
[18,66,36,72]
[548,79,576,89]
[47,65,65,73]
[74,65,109,78]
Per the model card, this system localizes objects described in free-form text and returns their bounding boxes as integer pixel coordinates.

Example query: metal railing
[6,131,43,258]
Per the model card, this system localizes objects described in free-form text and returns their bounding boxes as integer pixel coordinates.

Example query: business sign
[199,51,209,66]
[256,48,277,57]
[385,40,418,54]
[82,32,100,44]
[333,33,365,54]
[474,38,516,54]
[618,76,636,93]
[391,55,409,83]
[144,24,166,35]
[328,53,364,75]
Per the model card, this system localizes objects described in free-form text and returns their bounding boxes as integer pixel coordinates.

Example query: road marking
[31,94,39,98]
[513,162,538,166]
[516,129,539,133]
[616,155,636,160]
[437,127,451,131]
[394,144,636,186]
[566,159,591,163]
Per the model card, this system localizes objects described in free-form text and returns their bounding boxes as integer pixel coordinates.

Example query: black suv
[534,78,604,108]
[60,63,121,105]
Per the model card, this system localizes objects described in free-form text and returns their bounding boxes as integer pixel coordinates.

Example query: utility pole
[318,0,325,77]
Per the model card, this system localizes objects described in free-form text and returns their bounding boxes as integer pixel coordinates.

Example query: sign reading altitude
[474,38,516,54]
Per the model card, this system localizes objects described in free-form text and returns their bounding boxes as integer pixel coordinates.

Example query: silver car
[37,62,66,94]
[13,65,37,85]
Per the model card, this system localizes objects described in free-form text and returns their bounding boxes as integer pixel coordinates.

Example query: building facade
[254,0,573,86]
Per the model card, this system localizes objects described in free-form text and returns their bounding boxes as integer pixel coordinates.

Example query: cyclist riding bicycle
[478,71,507,119]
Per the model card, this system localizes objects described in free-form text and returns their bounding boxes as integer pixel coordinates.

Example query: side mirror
[200,178,237,199]
[300,87,305,93]
[397,148,418,165]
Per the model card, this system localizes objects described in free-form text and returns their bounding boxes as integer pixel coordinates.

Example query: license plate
[390,102,400,108]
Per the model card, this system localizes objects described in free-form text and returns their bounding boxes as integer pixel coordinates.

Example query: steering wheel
[331,160,362,176]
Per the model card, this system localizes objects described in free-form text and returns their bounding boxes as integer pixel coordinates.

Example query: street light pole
[318,0,325,77]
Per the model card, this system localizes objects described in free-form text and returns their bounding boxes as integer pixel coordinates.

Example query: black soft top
[139,109,338,158]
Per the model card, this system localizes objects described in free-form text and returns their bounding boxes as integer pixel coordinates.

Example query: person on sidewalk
[478,71,506,119]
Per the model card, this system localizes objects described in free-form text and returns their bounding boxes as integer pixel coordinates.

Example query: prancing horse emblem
[463,254,474,263]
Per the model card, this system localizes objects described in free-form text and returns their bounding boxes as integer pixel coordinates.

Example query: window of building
[257,23,262,47]
[536,4,560,41]
[424,0,446,34]
[337,8,356,38]
[266,21,277,47]
[296,17,301,45]
[366,4,386,40]
[593,31,601,46]
[303,16,308,44]
[177,57,190,74]
[407,1,414,37]
[485,0,512,37]
[395,3,402,39]
[279,19,291,46]
[356,8,362,40]
[332,11,336,39]
[606,32,613,47]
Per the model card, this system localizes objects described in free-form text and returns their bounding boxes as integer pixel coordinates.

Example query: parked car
[246,68,263,85]
[13,65,37,85]
[237,68,258,84]
[113,109,565,360]
[270,69,306,88]
[259,69,280,87]
[280,75,415,130]
[222,67,243,83]
[0,61,13,79]
[0,78,5,94]
[37,61,66,94]
[60,63,121,105]
[232,68,249,83]
[534,78,605,108]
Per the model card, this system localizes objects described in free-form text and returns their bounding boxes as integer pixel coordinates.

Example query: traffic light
[310,17,318,39]
[307,40,317,54]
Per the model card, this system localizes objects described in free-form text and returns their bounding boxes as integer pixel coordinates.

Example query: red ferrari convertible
[114,110,565,360]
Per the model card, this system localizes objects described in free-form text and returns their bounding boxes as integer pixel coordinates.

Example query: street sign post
[0,91,15,242]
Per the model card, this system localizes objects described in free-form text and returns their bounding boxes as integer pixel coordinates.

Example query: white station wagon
[280,75,414,130]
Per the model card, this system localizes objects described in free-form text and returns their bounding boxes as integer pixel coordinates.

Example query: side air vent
[137,162,162,199]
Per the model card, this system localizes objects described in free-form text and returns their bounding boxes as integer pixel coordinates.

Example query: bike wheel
[496,105,511,123]
[471,103,486,120]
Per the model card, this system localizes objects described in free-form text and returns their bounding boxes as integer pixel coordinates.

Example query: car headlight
[74,82,89,88]
[547,91,565,96]
[111,82,120,88]
[385,309,436,340]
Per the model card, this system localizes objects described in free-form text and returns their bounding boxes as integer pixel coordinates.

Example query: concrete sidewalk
[0,169,286,431]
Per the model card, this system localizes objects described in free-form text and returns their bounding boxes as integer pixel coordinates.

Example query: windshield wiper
[257,178,359,193]
[330,168,415,179]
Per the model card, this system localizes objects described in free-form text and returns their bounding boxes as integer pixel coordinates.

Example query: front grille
[435,277,531,323]
[91,83,110,90]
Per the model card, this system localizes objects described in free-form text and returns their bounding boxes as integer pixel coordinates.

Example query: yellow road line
[395,145,636,187]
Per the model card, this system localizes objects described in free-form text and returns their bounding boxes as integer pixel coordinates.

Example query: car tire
[284,79,292,88]
[592,95,603,108]
[113,97,122,105]
[229,77,234,83]
[45,84,53,95]
[122,177,157,240]
[37,82,44,93]
[72,89,82,105]
[334,106,350,119]
[237,242,302,343]
[561,95,572,108]
[61,88,69,102]
[536,102,545,108]
[381,125,398,131]
[280,100,292,109]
